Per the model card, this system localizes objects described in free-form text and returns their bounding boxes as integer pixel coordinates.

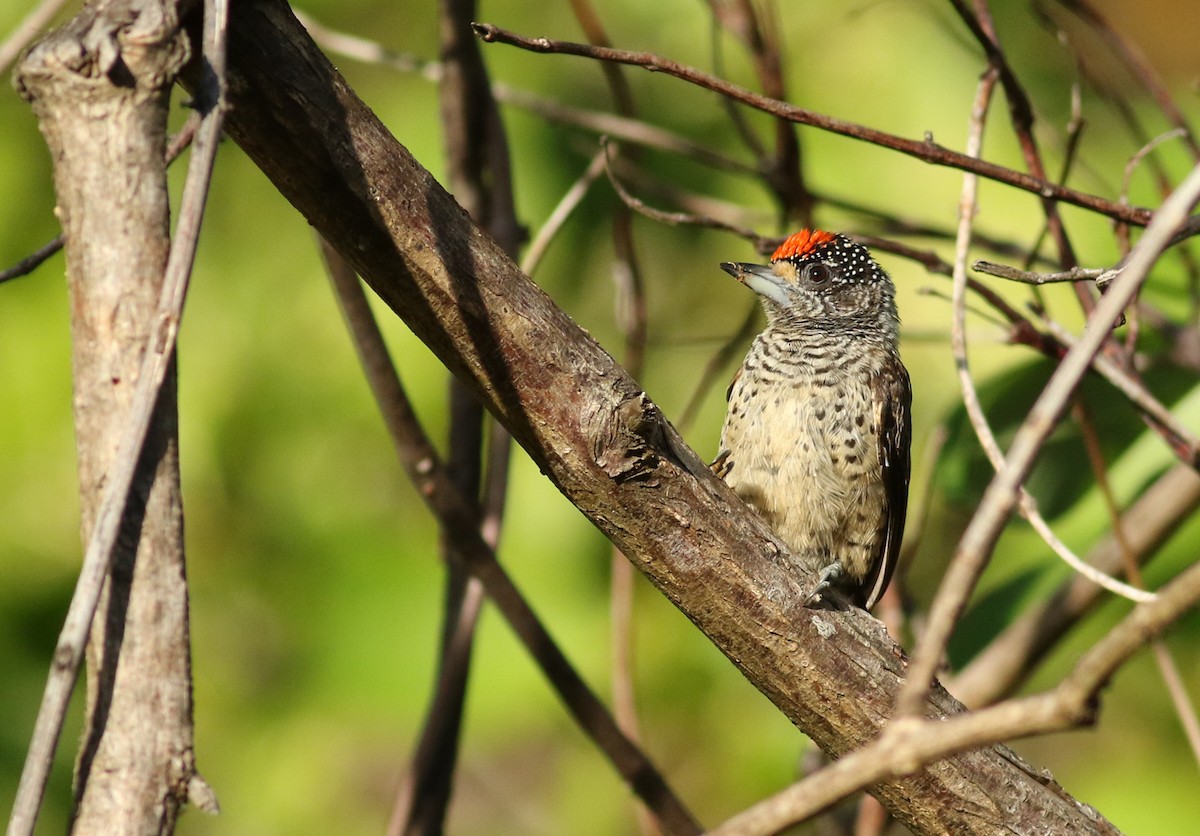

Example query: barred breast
[717,335,887,581]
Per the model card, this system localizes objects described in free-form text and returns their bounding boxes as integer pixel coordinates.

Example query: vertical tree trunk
[17,2,198,831]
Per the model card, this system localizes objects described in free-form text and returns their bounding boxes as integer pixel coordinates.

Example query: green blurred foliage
[2,1,1199,833]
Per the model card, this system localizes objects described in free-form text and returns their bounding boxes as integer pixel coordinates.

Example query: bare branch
[294,10,441,79]
[521,149,607,276]
[471,22,1154,226]
[973,260,1109,285]
[933,58,1006,700]
[1122,128,1190,202]
[0,237,62,285]
[297,10,758,177]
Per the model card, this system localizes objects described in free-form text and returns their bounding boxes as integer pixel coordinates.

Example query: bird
[713,229,911,610]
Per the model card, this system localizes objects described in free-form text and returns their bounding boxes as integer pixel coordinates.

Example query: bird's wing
[724,364,743,403]
[863,362,912,610]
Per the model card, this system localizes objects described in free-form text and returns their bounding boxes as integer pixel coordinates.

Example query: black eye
[803,263,830,284]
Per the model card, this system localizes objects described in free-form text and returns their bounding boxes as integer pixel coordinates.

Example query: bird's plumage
[715,231,911,609]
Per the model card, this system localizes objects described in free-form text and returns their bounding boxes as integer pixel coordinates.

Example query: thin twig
[1024,503,1154,602]
[606,164,772,237]
[896,160,1200,719]
[501,82,760,173]
[471,22,1154,227]
[602,139,771,249]
[294,10,441,79]
[941,60,999,684]
[1040,317,1200,467]
[918,286,1010,329]
[973,260,1109,285]
[0,238,63,285]
[8,2,229,832]
[298,10,757,177]
[1,118,199,287]
[1122,128,1189,204]
[521,149,607,276]
[0,0,70,76]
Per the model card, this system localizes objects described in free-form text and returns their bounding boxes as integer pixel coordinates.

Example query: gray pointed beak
[720,261,790,308]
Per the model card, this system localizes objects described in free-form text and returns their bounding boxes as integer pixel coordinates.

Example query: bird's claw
[803,561,849,609]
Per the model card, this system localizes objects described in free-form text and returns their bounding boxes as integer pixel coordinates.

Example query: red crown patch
[771,229,836,262]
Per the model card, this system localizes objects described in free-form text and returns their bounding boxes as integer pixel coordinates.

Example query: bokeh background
[2,1,1198,833]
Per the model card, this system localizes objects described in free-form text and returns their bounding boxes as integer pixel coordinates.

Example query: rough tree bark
[16,1,198,831]
[173,1,1121,832]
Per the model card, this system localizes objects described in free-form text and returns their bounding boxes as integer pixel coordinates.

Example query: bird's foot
[803,561,852,609]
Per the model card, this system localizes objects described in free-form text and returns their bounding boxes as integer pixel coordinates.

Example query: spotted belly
[718,376,885,580]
